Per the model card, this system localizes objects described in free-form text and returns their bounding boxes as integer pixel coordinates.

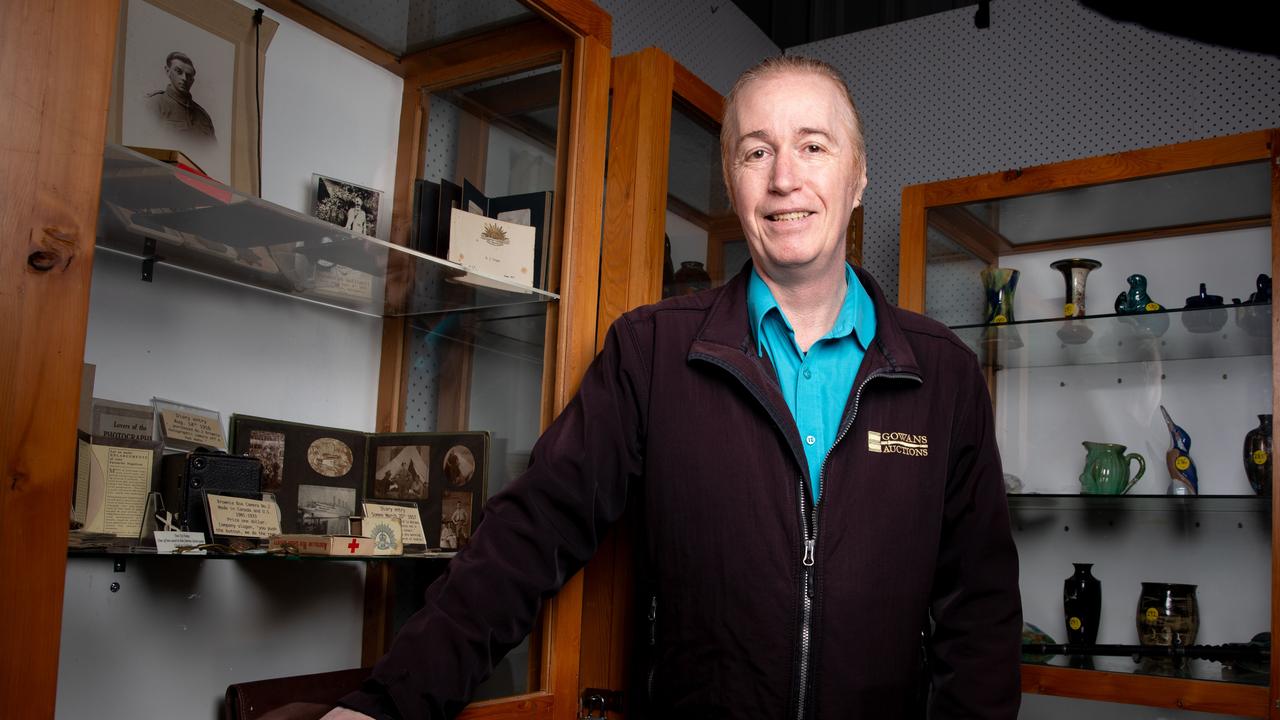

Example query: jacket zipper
[647,594,658,700]
[794,369,918,720]
[689,350,921,719]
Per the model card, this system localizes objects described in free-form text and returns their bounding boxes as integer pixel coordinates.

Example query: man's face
[166,59,196,93]
[727,71,866,282]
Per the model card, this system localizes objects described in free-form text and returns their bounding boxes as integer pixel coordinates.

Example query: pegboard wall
[597,0,779,94]
[788,0,1280,302]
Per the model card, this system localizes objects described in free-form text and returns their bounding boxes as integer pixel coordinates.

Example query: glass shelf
[1023,654,1268,688]
[1007,494,1270,512]
[950,304,1271,369]
[97,144,556,319]
[68,547,456,562]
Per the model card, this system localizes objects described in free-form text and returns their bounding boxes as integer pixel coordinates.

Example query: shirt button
[803,368,812,379]
[806,435,816,445]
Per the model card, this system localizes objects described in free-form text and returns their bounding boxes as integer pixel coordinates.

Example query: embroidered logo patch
[867,430,929,457]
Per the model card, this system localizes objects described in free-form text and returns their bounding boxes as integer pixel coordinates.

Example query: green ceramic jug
[1079,442,1146,495]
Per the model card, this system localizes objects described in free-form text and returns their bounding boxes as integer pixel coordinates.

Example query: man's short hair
[719,55,865,194]
[165,51,195,69]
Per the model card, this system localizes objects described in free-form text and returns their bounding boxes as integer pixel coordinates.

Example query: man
[147,51,215,138]
[327,55,1020,720]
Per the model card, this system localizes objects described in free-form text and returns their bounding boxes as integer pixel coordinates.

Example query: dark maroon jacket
[342,265,1021,720]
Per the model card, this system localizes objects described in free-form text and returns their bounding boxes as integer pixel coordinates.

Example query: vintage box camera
[159,450,263,533]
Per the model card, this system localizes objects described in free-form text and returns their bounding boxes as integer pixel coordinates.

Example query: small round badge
[1174,456,1191,471]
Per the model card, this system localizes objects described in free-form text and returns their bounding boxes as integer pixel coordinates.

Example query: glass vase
[980,267,1019,324]
[1050,258,1101,318]
[1244,414,1273,496]
[1062,563,1101,646]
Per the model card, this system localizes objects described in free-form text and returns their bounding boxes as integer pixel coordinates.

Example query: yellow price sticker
[1145,607,1159,622]
[1064,303,1076,317]
[1068,617,1082,631]
[1174,456,1191,471]
[992,314,1007,324]
[1145,302,1161,312]
[1253,450,1269,465]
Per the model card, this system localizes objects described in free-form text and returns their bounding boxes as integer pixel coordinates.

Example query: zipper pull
[648,595,657,646]
[802,538,816,567]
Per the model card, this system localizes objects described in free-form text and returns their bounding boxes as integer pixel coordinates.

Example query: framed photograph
[364,431,488,550]
[313,174,383,240]
[229,414,366,534]
[108,0,277,195]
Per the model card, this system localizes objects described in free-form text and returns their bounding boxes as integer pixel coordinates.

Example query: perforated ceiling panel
[597,0,780,94]
[788,0,1280,302]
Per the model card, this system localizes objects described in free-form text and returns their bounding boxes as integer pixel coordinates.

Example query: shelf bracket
[141,237,157,282]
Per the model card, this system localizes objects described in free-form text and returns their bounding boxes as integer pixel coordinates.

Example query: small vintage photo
[306,436,355,478]
[442,444,476,488]
[314,174,382,239]
[247,430,285,493]
[296,484,356,535]
[440,491,473,550]
[373,445,429,500]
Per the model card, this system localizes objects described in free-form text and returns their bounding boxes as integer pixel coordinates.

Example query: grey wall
[598,0,779,93]
[789,0,1280,302]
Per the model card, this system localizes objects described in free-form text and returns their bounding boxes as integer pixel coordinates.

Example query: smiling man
[326,56,1020,720]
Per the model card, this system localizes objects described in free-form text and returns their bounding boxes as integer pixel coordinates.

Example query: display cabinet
[1,0,613,718]
[898,130,1280,716]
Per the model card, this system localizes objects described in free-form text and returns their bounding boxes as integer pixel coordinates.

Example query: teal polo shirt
[747,264,876,502]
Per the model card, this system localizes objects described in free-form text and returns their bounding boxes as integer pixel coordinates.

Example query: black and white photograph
[230,414,367,534]
[440,490,473,550]
[246,429,285,493]
[119,0,234,184]
[313,174,383,239]
[364,431,488,549]
[442,444,476,488]
[296,484,356,535]
[372,445,429,500]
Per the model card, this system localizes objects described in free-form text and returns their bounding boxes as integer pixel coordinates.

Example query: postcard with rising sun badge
[446,207,535,289]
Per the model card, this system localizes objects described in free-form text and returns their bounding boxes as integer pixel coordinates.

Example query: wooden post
[0,0,122,715]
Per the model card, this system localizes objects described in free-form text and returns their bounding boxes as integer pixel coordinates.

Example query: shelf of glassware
[950,304,1271,370]
[97,144,556,319]
[1021,661,1269,716]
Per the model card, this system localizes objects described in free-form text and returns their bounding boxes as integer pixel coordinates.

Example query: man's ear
[852,166,868,207]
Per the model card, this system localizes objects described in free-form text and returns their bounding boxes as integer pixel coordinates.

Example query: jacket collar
[690,261,922,382]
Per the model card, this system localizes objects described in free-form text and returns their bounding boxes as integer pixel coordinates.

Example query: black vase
[1063,563,1101,646]
[1244,414,1272,496]
[671,260,711,296]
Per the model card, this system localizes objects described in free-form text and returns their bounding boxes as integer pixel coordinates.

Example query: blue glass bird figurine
[1160,405,1198,495]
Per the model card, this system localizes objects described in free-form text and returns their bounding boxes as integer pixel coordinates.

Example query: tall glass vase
[1244,414,1273,496]
[1050,258,1101,318]
[1062,563,1101,646]
[980,267,1019,324]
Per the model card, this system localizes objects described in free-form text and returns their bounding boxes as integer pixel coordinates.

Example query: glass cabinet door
[35,2,614,719]
[898,131,1279,716]
[664,99,740,292]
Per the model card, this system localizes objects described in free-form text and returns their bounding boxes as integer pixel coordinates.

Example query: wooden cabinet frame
[898,129,1280,717]
[1,1,611,719]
